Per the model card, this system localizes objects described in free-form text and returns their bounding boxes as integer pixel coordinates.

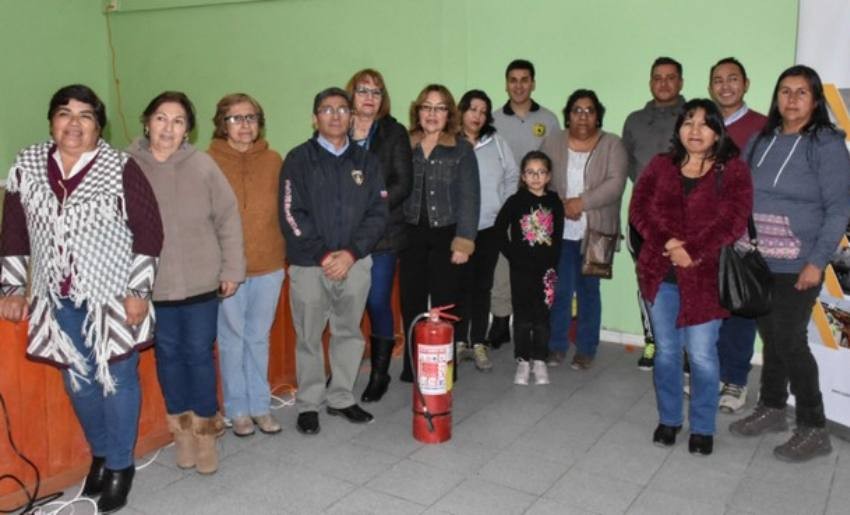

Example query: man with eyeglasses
[489,59,561,348]
[622,56,686,371]
[280,87,388,436]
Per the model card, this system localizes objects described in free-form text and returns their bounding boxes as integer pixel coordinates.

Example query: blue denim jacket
[404,132,480,254]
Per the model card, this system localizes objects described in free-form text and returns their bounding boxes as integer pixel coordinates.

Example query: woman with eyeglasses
[344,70,413,402]
[207,93,285,437]
[454,89,519,372]
[399,84,480,382]
[127,91,245,475]
[541,89,628,370]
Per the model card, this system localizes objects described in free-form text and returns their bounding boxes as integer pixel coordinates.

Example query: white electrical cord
[28,445,167,514]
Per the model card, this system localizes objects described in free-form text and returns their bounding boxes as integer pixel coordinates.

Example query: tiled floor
[52,342,850,514]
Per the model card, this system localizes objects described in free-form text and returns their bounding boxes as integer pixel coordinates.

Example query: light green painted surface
[1,0,798,334]
[0,0,109,172]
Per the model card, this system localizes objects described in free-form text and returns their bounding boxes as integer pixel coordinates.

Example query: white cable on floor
[28,445,167,514]
[29,494,97,515]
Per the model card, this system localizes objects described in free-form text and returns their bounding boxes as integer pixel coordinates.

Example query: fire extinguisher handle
[429,304,460,322]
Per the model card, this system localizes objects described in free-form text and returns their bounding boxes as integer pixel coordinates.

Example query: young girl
[494,151,564,385]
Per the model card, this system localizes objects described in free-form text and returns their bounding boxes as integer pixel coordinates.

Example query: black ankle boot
[362,336,394,402]
[82,456,106,496]
[652,424,682,447]
[689,434,714,456]
[487,316,511,349]
[97,465,135,513]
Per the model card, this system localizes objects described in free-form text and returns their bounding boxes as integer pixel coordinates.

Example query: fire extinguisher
[408,305,458,444]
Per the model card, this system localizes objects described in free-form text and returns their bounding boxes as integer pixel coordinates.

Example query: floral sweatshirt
[493,188,564,273]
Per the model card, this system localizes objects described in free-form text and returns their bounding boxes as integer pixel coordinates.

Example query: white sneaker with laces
[719,383,747,413]
[514,359,530,386]
[532,360,549,385]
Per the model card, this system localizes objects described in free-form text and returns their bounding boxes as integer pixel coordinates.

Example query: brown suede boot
[166,411,196,469]
[192,414,221,475]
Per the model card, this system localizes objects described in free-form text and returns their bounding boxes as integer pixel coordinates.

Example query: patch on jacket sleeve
[283,179,302,237]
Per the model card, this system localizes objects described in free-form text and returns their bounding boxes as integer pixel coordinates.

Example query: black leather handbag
[718,217,773,317]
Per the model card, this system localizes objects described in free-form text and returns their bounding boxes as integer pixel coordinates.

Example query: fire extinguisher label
[417,343,453,394]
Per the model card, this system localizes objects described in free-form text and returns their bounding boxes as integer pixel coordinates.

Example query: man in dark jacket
[280,87,388,435]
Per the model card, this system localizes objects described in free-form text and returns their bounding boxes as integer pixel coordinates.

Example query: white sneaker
[719,383,747,413]
[532,360,549,385]
[514,359,530,386]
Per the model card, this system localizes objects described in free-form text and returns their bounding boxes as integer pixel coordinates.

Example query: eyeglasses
[316,106,351,117]
[523,169,550,178]
[354,87,383,98]
[419,104,449,114]
[570,106,596,116]
[224,114,260,125]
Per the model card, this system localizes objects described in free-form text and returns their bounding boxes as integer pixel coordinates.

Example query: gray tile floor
[53,342,850,514]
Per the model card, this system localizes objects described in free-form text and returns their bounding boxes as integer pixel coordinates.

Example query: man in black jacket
[280,87,388,435]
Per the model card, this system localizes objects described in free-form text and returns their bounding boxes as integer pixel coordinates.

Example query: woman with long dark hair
[630,99,752,456]
[730,65,850,462]
[455,89,518,372]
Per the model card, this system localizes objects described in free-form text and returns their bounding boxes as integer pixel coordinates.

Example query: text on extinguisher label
[418,342,453,394]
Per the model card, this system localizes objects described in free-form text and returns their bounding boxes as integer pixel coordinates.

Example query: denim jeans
[218,269,284,418]
[154,296,219,417]
[717,315,757,386]
[55,299,140,470]
[549,239,601,357]
[366,251,397,339]
[648,283,721,435]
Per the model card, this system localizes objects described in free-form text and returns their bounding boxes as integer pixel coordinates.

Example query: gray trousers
[490,253,512,317]
[289,256,372,412]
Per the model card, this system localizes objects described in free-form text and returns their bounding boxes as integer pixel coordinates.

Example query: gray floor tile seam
[432,474,546,513]
[322,484,430,514]
[619,434,683,514]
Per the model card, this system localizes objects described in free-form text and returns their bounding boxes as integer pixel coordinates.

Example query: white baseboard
[600,329,763,365]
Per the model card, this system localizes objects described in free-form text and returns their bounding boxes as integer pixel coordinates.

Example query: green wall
[2,0,798,335]
[0,0,109,172]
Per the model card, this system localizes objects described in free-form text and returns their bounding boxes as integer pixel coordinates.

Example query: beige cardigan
[541,130,628,252]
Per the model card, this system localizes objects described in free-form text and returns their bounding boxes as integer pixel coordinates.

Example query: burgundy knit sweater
[629,154,752,326]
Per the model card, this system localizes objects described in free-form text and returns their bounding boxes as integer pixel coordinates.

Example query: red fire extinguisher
[408,305,458,444]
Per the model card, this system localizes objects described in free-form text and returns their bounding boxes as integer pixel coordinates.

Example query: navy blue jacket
[280,138,388,266]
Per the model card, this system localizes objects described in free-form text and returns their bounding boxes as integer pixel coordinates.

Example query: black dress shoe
[82,456,106,496]
[689,433,714,456]
[96,465,135,514]
[652,424,682,447]
[296,411,320,435]
[326,404,374,424]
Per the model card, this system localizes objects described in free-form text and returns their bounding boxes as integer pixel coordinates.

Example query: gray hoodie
[474,133,519,230]
[746,128,850,273]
